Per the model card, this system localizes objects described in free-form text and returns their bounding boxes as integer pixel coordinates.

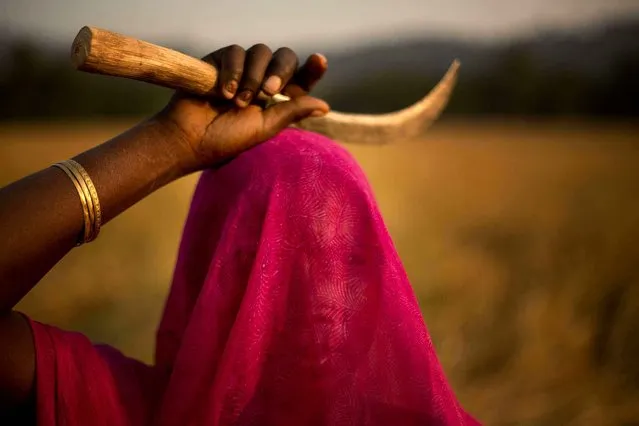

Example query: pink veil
[152,128,479,425]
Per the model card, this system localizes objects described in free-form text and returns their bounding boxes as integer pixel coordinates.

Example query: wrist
[147,114,202,176]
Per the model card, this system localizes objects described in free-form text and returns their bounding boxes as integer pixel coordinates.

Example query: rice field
[1,119,638,425]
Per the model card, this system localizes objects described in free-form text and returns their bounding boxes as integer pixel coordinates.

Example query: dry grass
[1,119,638,425]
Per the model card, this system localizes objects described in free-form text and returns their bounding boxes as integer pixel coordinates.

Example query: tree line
[1,40,637,120]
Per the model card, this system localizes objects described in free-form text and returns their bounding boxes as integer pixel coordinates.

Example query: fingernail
[314,53,328,67]
[237,90,253,104]
[224,81,238,98]
[263,75,282,94]
[310,110,326,118]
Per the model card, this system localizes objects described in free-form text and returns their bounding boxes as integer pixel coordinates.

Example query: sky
[2,0,638,52]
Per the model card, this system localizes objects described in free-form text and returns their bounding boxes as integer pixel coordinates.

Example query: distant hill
[1,17,638,120]
[314,18,639,115]
[319,18,639,84]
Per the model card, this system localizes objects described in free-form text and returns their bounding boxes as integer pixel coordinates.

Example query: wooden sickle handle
[71,26,278,103]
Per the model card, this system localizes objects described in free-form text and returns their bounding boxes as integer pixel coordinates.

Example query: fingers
[202,44,327,107]
[283,53,328,98]
[236,44,272,107]
[262,47,299,96]
[261,95,330,137]
[216,45,245,99]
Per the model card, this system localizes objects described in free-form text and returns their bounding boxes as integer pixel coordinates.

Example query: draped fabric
[28,128,479,425]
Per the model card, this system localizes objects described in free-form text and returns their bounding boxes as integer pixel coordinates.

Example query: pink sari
[28,128,480,425]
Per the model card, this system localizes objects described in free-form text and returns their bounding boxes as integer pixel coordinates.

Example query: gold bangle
[66,159,102,240]
[53,162,92,245]
[62,161,95,236]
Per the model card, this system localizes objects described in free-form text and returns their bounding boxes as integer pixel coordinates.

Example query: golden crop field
[1,120,638,425]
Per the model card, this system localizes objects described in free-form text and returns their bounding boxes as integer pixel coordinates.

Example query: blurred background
[1,1,638,424]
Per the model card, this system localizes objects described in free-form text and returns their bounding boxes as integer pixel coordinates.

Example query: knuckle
[222,45,245,66]
[248,43,272,56]
[251,43,271,51]
[274,48,298,69]
[275,47,296,59]
[226,44,244,54]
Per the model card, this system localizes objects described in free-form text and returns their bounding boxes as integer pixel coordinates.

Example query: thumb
[261,96,330,135]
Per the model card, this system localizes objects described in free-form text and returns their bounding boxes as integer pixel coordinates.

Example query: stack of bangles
[53,159,102,245]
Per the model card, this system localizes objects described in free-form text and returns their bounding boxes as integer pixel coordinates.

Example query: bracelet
[66,159,102,239]
[52,162,92,245]
[52,159,102,245]
[63,161,95,232]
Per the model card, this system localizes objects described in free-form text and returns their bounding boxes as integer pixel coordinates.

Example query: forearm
[0,118,192,312]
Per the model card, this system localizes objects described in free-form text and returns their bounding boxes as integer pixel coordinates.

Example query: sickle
[71,26,460,145]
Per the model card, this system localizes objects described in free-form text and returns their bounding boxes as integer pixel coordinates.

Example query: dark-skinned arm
[0,118,193,410]
[0,43,329,416]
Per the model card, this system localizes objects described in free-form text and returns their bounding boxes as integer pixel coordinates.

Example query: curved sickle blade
[282,60,460,144]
